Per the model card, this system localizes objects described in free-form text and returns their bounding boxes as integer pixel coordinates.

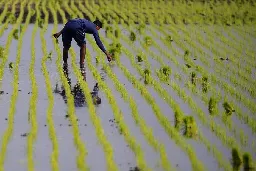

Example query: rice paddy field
[0,0,256,171]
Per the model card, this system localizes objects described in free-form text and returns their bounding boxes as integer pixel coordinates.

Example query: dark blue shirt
[71,18,106,53]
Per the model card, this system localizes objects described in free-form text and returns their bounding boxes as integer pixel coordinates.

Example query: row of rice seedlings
[148,23,252,147]
[231,27,256,54]
[155,23,256,136]
[58,4,119,171]
[156,23,254,150]
[86,10,206,170]
[87,33,174,171]
[112,20,233,171]
[195,25,255,94]
[0,0,11,23]
[82,41,152,171]
[40,1,59,170]
[200,26,256,95]
[116,4,240,150]
[69,3,152,170]
[49,2,88,170]
[120,2,254,166]
[217,26,256,71]
[223,27,255,69]
[146,23,249,146]
[27,1,40,170]
[0,0,27,88]
[0,0,16,35]
[0,0,29,170]
[174,24,256,132]
[70,48,119,171]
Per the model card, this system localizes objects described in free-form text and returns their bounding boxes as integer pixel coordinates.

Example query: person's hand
[106,53,112,62]
[53,32,61,39]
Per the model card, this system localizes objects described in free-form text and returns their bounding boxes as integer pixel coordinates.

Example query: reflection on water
[54,64,101,107]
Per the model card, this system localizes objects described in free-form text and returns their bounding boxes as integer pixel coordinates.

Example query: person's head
[93,19,103,30]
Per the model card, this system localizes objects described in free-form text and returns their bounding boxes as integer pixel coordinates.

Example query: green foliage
[114,29,120,38]
[47,51,52,60]
[6,12,16,24]
[20,25,23,33]
[105,26,113,37]
[232,148,242,171]
[191,72,196,85]
[9,62,14,69]
[13,29,19,40]
[223,102,234,116]
[166,35,173,43]
[137,24,146,34]
[242,153,253,170]
[208,97,217,115]
[109,42,122,60]
[144,68,150,84]
[38,18,44,28]
[174,111,183,129]
[144,36,152,46]
[202,76,208,93]
[184,50,190,56]
[130,31,136,41]
[0,46,4,58]
[183,116,198,138]
[136,55,143,62]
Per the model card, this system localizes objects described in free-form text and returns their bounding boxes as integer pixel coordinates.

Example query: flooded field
[0,0,256,171]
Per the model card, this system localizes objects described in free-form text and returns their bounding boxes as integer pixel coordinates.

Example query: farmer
[53,19,112,72]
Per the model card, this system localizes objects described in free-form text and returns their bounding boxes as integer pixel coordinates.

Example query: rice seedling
[242,153,254,170]
[130,31,136,41]
[231,148,242,171]
[223,102,235,116]
[208,97,218,115]
[183,116,198,138]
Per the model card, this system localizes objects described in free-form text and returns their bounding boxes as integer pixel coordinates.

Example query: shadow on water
[54,64,101,107]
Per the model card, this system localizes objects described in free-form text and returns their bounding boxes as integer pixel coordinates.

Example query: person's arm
[53,27,65,38]
[93,31,107,54]
[93,30,112,61]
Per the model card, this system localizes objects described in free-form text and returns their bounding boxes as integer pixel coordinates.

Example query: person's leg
[74,29,86,67]
[80,44,86,68]
[62,29,72,65]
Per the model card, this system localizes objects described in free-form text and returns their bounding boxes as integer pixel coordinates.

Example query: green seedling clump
[137,24,146,34]
[136,55,143,62]
[184,50,190,56]
[174,111,183,130]
[0,46,4,58]
[6,12,16,24]
[38,18,44,28]
[13,29,19,40]
[166,35,173,43]
[95,56,99,63]
[144,68,151,85]
[208,97,218,115]
[144,36,152,46]
[20,25,23,33]
[130,31,136,42]
[223,102,234,116]
[191,72,196,85]
[232,148,242,171]
[47,51,52,60]
[109,42,122,60]
[114,29,120,38]
[9,62,14,69]
[161,66,171,76]
[105,26,113,37]
[183,116,198,138]
[202,76,208,93]
[243,153,253,170]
